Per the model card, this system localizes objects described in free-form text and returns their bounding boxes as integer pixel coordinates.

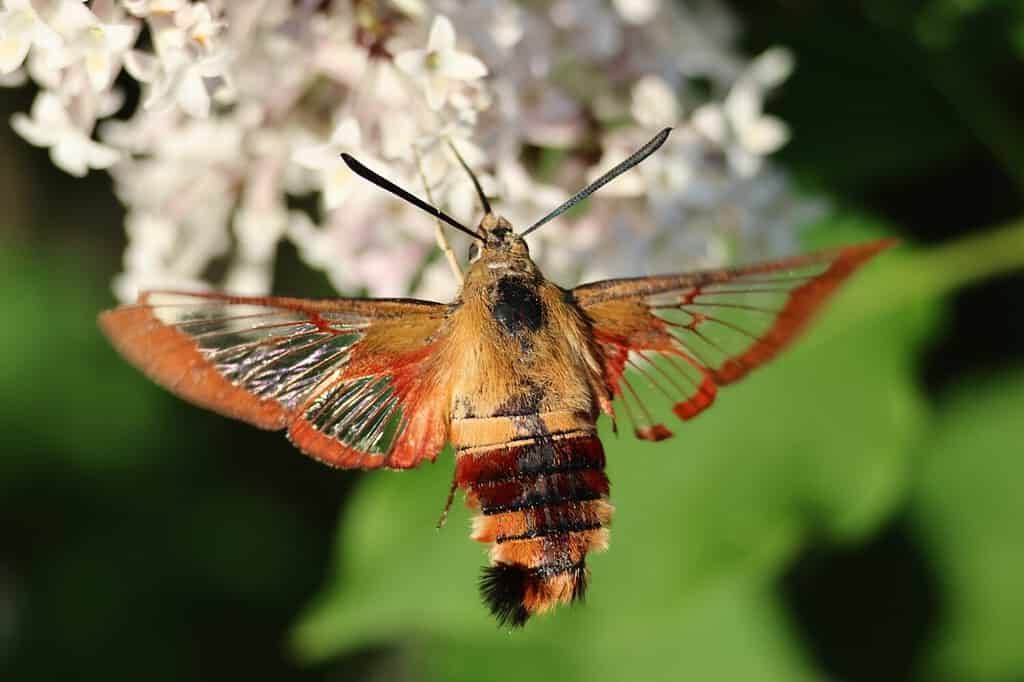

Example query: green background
[3,2,1024,680]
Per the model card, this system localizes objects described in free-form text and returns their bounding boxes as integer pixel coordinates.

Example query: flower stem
[820,218,1024,338]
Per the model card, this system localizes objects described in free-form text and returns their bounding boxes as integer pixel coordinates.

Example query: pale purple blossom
[3,0,815,303]
[11,90,119,175]
[395,14,488,110]
[0,0,63,74]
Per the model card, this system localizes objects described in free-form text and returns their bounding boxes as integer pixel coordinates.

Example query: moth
[99,128,893,627]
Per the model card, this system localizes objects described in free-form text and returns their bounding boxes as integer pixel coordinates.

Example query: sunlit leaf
[911,371,1024,680]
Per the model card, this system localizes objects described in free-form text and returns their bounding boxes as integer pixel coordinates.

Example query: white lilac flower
[0,0,63,73]
[129,42,231,117]
[3,1,813,303]
[11,90,119,176]
[49,0,137,90]
[630,75,679,130]
[395,14,488,110]
[691,55,791,178]
[122,2,229,117]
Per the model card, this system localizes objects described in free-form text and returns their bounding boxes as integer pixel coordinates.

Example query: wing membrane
[100,291,450,469]
[574,239,896,440]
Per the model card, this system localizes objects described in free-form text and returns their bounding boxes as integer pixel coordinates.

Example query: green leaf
[910,372,1024,680]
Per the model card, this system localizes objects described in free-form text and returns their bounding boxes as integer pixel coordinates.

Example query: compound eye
[468,241,482,263]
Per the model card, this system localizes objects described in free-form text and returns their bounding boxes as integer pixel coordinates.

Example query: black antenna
[520,127,672,237]
[341,153,481,240]
[446,140,492,215]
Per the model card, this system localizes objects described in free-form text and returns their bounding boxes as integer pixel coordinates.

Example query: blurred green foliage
[911,372,1024,680]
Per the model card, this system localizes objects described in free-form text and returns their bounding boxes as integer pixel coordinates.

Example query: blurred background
[2,1,1024,681]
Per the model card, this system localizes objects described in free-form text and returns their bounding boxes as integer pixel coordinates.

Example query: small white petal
[50,0,97,35]
[726,147,761,178]
[30,18,62,51]
[436,50,487,80]
[25,47,61,87]
[723,84,762,128]
[692,104,727,145]
[748,47,794,89]
[427,15,455,53]
[738,115,789,155]
[379,111,417,160]
[292,142,335,171]
[10,110,56,146]
[491,6,523,48]
[33,91,72,127]
[195,49,230,78]
[141,75,173,110]
[103,23,137,52]
[394,48,426,76]
[390,0,424,15]
[425,72,448,109]
[612,0,660,24]
[176,70,209,117]
[83,138,120,168]
[234,205,286,262]
[631,75,678,128]
[323,164,355,210]
[0,26,31,73]
[84,42,113,89]
[51,137,91,177]
[328,117,361,148]
[123,49,158,82]
[223,261,271,296]
[96,88,125,117]
[287,211,333,270]
[419,146,449,185]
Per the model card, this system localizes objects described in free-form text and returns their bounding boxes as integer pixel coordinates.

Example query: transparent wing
[99,291,450,469]
[573,240,896,440]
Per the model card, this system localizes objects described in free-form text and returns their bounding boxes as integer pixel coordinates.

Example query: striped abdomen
[451,411,611,627]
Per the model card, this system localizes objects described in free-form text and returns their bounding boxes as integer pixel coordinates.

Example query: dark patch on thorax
[492,277,544,336]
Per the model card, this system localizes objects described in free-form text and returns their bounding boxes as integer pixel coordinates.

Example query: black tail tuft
[480,563,531,627]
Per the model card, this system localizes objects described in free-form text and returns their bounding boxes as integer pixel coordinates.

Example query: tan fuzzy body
[439,216,615,626]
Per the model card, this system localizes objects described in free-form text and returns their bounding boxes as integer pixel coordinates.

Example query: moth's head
[468,213,529,263]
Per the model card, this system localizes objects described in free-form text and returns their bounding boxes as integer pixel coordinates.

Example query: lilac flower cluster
[1,0,814,302]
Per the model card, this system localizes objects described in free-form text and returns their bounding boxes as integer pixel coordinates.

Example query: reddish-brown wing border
[574,239,896,439]
[99,291,450,469]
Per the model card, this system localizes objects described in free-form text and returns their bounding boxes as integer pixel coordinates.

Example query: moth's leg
[435,470,459,529]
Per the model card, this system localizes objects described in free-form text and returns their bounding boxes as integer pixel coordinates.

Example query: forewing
[573,239,896,440]
[99,291,450,469]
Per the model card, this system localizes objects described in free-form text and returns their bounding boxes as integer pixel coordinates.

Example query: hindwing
[573,240,896,440]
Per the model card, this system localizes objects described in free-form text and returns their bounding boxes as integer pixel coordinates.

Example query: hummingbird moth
[99,128,894,627]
